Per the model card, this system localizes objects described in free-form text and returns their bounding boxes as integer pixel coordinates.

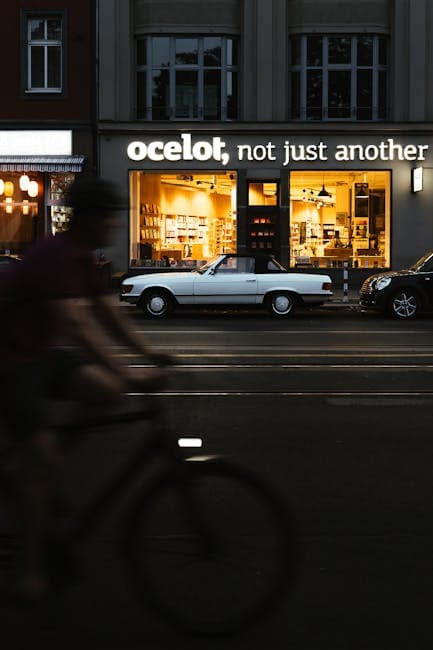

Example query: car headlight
[375,277,391,291]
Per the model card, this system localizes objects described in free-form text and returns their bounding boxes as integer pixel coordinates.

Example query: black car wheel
[266,292,297,318]
[388,288,420,319]
[141,290,174,318]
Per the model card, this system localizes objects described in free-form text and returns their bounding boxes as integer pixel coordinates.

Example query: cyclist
[0,176,170,603]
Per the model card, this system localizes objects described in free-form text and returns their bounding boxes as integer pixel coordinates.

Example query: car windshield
[194,256,221,274]
[410,251,433,272]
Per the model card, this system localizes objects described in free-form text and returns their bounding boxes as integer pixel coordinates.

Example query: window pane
[328,70,351,117]
[175,38,198,65]
[137,70,147,118]
[47,46,61,87]
[307,35,322,66]
[137,38,146,66]
[30,46,44,87]
[379,37,387,65]
[175,70,198,118]
[227,38,238,66]
[357,36,373,66]
[357,69,372,119]
[291,71,300,118]
[152,69,169,119]
[30,19,44,40]
[47,19,61,40]
[204,70,221,119]
[226,71,238,119]
[306,70,322,119]
[204,37,221,66]
[328,36,351,64]
[378,70,387,119]
[291,36,301,66]
[152,38,170,67]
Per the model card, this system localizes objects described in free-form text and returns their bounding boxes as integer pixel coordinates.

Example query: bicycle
[0,385,297,637]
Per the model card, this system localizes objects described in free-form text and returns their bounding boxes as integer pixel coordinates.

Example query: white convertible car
[120,254,333,318]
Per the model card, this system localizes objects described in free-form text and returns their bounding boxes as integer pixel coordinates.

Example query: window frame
[289,34,388,121]
[135,35,239,121]
[21,9,67,97]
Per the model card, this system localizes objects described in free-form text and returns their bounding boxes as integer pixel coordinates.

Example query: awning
[0,155,85,172]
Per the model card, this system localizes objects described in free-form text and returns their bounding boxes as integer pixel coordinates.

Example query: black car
[360,251,433,319]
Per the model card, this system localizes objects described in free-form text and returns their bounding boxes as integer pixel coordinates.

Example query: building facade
[97,0,433,284]
[0,0,96,253]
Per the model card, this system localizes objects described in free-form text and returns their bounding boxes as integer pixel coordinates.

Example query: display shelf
[247,212,277,252]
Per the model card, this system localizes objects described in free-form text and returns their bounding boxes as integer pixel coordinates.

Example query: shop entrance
[129,171,237,269]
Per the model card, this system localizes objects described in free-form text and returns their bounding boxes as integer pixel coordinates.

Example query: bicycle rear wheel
[124,457,296,637]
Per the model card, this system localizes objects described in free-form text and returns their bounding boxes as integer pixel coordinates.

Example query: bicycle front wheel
[124,457,296,637]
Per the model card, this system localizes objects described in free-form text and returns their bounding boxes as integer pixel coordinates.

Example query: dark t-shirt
[0,234,103,360]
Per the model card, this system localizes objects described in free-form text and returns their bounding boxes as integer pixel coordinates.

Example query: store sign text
[127,135,429,166]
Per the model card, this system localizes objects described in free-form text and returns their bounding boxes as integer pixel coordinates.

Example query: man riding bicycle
[0,176,169,603]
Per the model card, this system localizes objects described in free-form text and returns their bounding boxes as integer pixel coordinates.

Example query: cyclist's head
[66,176,126,247]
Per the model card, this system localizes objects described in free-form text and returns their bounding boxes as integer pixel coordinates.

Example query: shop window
[0,173,41,253]
[136,36,239,121]
[246,181,279,255]
[289,34,388,121]
[129,171,237,268]
[289,171,390,269]
[22,11,66,95]
[48,173,75,235]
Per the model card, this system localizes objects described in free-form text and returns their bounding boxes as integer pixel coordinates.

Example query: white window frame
[26,16,63,93]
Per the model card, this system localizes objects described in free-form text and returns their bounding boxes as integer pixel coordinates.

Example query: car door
[193,256,258,304]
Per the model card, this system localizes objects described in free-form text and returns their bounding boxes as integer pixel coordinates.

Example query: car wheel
[388,288,420,319]
[266,292,297,318]
[141,290,174,318]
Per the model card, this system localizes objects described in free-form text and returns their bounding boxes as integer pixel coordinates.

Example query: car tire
[266,292,297,318]
[141,289,174,318]
[387,288,421,319]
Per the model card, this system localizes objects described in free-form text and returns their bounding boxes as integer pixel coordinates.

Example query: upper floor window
[136,36,239,120]
[289,34,388,121]
[24,14,64,93]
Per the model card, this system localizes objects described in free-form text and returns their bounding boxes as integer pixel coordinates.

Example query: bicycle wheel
[123,457,297,637]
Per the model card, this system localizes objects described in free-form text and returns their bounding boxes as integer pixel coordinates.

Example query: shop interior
[129,171,237,267]
[289,170,390,269]
[0,174,41,253]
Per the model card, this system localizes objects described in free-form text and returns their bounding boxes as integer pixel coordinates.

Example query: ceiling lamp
[27,180,39,198]
[0,180,4,195]
[4,181,14,197]
[19,174,30,191]
[318,184,330,197]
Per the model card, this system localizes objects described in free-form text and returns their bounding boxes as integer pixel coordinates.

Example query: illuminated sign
[412,167,423,192]
[126,134,430,167]
[0,130,72,155]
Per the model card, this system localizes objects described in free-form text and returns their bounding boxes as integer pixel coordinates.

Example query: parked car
[360,250,433,319]
[120,253,333,318]
[0,254,22,273]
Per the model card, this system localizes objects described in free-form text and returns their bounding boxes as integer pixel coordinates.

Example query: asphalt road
[3,306,433,650]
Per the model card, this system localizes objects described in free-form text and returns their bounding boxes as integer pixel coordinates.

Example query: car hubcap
[394,293,417,317]
[273,295,291,314]
[149,296,166,314]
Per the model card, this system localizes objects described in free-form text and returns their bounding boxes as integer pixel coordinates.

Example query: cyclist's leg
[0,360,61,600]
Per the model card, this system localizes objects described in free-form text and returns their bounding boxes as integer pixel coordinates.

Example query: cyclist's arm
[91,294,162,363]
[49,297,126,375]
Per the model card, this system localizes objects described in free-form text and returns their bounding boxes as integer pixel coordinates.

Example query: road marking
[132,329,433,335]
[127,390,433,397]
[127,363,433,370]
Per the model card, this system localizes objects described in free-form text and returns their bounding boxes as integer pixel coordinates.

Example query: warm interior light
[0,179,4,195]
[27,180,38,198]
[19,174,30,191]
[4,181,14,197]
[5,197,12,214]
[22,199,29,215]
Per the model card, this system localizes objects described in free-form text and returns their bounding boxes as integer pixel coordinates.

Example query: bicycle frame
[56,397,190,546]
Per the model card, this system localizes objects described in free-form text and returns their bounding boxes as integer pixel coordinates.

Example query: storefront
[99,127,433,283]
[0,130,84,254]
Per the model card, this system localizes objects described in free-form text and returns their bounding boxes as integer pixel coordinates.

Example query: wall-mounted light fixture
[412,167,423,193]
